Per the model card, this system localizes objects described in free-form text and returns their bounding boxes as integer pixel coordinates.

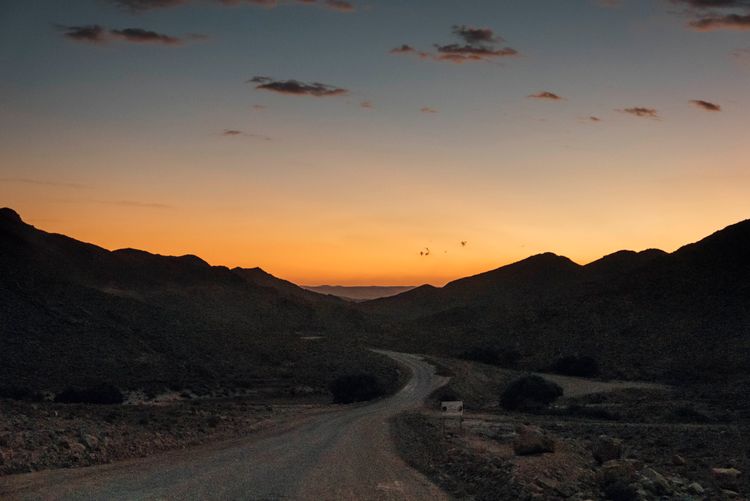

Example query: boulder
[592,435,623,464]
[513,425,555,456]
[641,467,671,495]
[711,467,741,489]
[687,482,704,495]
[598,459,639,485]
[672,454,686,466]
[81,434,99,450]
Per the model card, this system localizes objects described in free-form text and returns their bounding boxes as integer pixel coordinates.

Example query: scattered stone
[672,454,686,466]
[598,459,638,485]
[711,467,741,489]
[80,434,99,450]
[641,467,671,495]
[687,482,704,495]
[592,435,623,464]
[512,425,555,456]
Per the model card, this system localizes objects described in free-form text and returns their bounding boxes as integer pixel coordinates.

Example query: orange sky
[1,0,749,285]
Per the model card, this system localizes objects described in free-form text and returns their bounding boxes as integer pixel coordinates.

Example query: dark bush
[54,383,124,405]
[329,373,385,404]
[500,375,563,411]
[0,385,43,401]
[603,480,638,501]
[551,355,600,378]
[668,405,712,423]
[553,404,620,421]
[459,345,522,368]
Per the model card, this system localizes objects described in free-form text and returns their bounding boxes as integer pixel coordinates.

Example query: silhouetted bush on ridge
[551,355,600,378]
[54,384,124,405]
[500,375,563,411]
[459,345,521,368]
[329,373,385,404]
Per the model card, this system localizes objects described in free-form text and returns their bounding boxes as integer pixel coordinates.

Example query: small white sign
[441,400,464,417]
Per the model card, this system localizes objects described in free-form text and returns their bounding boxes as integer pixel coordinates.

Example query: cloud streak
[690,99,722,111]
[528,91,564,101]
[619,107,660,119]
[58,24,199,46]
[248,76,349,97]
[222,129,272,140]
[108,0,189,12]
[670,0,750,31]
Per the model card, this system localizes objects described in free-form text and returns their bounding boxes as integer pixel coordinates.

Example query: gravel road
[0,351,448,501]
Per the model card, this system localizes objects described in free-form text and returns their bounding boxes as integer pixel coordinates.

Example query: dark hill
[361,220,750,383]
[0,209,389,394]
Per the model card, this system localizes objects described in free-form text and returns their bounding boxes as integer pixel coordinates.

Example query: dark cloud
[690,99,722,111]
[111,28,182,45]
[689,13,750,29]
[528,91,564,100]
[97,200,173,209]
[58,25,108,44]
[218,0,354,10]
[249,76,349,97]
[670,0,750,31]
[217,0,278,6]
[323,0,354,12]
[420,106,438,113]
[59,24,197,46]
[452,25,502,44]
[391,25,518,64]
[619,107,660,118]
[108,0,189,12]
[589,116,602,122]
[360,100,373,109]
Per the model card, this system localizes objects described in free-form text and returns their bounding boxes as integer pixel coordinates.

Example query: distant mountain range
[2,206,749,389]
[361,219,750,382]
[302,285,416,302]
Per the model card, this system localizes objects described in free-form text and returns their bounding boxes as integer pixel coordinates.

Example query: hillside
[361,220,750,382]
[0,208,393,394]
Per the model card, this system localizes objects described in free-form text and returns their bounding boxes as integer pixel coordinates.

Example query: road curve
[0,351,448,501]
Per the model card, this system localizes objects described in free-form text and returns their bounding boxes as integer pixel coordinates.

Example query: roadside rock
[598,459,639,485]
[513,425,555,456]
[687,481,705,495]
[592,435,623,464]
[711,467,742,489]
[81,434,99,450]
[640,467,671,495]
[672,454,686,466]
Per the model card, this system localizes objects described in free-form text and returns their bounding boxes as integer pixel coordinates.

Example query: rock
[592,435,623,464]
[672,454,686,466]
[687,482,704,495]
[721,489,740,498]
[711,467,741,489]
[512,425,555,456]
[598,459,638,485]
[641,467,671,495]
[81,434,99,450]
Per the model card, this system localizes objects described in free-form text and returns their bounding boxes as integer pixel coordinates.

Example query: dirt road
[0,351,448,501]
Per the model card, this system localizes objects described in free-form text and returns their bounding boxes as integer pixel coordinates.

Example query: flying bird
[419,247,431,256]
[461,241,467,247]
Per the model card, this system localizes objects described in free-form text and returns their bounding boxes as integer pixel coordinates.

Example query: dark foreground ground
[0,351,447,501]
[394,356,749,500]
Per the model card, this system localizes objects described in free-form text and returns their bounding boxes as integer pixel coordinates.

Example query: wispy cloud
[222,129,272,140]
[528,91,564,101]
[619,107,660,119]
[58,24,201,46]
[98,200,174,209]
[217,0,355,11]
[390,25,519,64]
[420,106,438,114]
[0,177,89,189]
[690,99,722,111]
[360,100,374,109]
[248,76,349,97]
[108,0,189,13]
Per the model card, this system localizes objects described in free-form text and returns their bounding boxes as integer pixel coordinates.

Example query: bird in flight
[461,241,467,247]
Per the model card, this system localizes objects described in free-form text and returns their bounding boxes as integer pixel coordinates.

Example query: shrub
[668,405,712,423]
[54,383,124,405]
[603,480,638,501]
[0,385,43,401]
[552,355,600,378]
[329,373,385,404]
[500,375,563,411]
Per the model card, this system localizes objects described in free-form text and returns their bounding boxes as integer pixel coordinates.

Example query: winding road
[0,351,448,500]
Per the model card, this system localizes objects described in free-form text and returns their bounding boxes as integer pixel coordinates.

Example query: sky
[1,0,749,286]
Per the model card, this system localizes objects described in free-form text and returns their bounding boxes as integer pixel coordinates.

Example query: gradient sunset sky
[1,0,749,285]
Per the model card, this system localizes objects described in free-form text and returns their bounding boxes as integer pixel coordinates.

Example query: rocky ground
[0,394,328,476]
[394,356,749,500]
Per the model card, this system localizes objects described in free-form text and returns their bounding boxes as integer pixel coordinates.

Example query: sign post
[440,400,464,434]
